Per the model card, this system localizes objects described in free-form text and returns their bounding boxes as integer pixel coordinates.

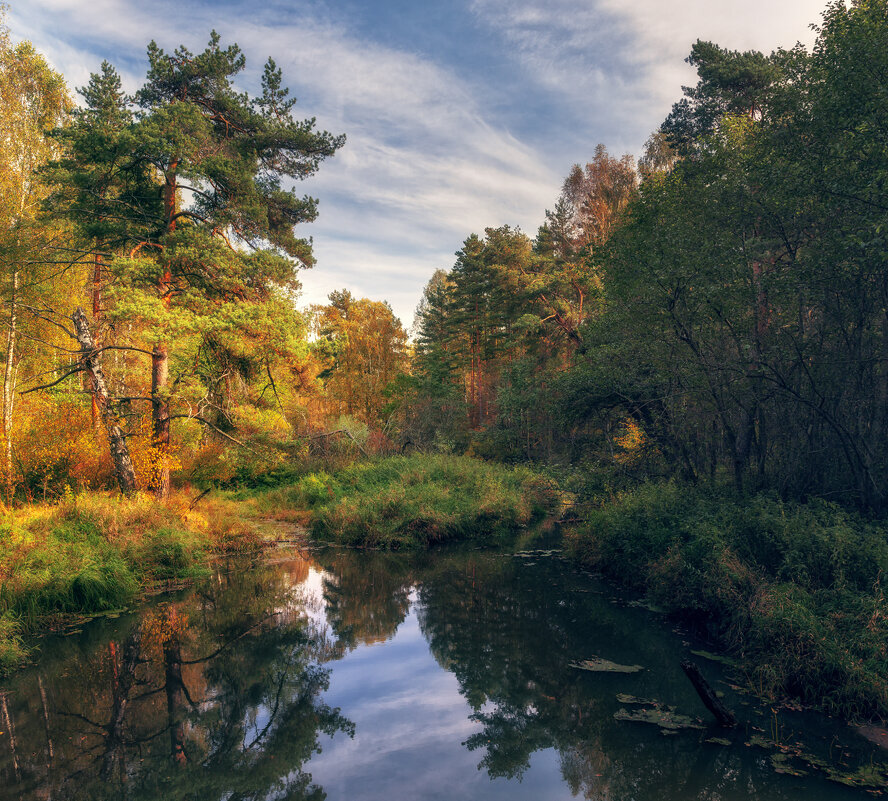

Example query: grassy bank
[0,492,261,672]
[258,454,557,548]
[564,481,888,720]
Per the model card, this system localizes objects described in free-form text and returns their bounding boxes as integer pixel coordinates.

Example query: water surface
[0,544,884,800]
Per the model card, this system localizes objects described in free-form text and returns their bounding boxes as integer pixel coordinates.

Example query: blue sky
[11,0,827,328]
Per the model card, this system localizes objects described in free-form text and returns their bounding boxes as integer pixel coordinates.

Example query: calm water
[0,543,885,800]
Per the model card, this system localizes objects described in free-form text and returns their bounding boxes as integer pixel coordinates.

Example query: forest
[1,0,888,727]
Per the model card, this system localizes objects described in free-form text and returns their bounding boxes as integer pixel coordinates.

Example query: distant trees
[407,0,888,511]
[0,15,71,496]
[312,290,408,427]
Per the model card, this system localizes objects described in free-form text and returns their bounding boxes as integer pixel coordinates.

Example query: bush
[564,481,888,719]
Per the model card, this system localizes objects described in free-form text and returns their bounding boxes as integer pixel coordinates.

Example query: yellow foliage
[13,395,113,497]
[141,605,188,660]
[614,417,647,466]
[129,417,182,490]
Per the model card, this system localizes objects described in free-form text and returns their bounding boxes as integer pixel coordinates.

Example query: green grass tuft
[0,491,261,673]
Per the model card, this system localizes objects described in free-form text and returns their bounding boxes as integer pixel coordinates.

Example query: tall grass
[260,455,558,548]
[565,481,888,720]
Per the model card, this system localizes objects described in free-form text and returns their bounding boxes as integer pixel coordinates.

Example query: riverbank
[563,481,888,722]
[0,492,262,670]
[0,455,556,670]
[3,457,886,724]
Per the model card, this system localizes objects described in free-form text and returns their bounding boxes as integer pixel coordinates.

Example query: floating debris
[614,706,705,731]
[690,648,738,667]
[742,732,888,790]
[570,657,644,673]
[616,693,660,705]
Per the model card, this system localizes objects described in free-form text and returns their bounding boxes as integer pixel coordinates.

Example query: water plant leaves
[570,657,644,673]
[616,693,660,706]
[825,764,888,789]
[705,737,732,746]
[771,752,808,776]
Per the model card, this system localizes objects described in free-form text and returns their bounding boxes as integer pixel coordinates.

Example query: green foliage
[275,455,557,548]
[0,515,137,624]
[0,612,25,671]
[565,483,888,718]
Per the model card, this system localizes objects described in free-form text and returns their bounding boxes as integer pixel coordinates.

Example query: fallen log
[681,660,737,728]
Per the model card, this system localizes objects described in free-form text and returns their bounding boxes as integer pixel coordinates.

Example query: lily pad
[705,737,732,746]
[614,706,705,731]
[570,657,644,673]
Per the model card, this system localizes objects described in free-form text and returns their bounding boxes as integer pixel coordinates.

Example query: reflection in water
[0,554,353,801]
[321,549,415,653]
[1,545,885,801]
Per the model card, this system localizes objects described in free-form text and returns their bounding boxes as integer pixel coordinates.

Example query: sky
[9,0,829,329]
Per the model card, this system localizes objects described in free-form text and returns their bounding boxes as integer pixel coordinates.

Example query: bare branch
[21,366,83,394]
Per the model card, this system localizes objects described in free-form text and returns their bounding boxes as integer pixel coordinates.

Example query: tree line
[407,0,888,512]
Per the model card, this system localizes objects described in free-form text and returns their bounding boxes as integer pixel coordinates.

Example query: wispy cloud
[469,0,827,150]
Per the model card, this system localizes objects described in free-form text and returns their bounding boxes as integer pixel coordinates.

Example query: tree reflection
[2,548,880,801]
[414,553,836,801]
[0,555,353,801]
[316,549,415,653]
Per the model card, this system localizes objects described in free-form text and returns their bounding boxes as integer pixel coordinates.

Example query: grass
[257,454,558,548]
[564,481,888,721]
[0,490,262,672]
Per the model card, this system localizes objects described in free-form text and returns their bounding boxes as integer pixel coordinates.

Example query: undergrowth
[564,481,888,721]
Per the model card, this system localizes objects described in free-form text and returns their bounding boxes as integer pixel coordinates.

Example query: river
[0,542,885,799]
